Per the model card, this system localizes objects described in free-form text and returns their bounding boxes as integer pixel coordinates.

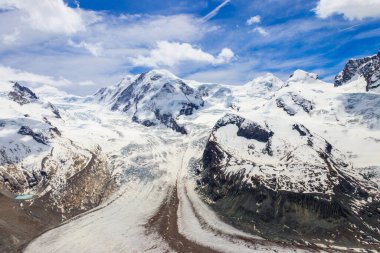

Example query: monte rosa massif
[1,52,380,253]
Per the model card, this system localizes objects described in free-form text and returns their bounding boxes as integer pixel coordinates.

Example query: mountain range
[1,51,380,252]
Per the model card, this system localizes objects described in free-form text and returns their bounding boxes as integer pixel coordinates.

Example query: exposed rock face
[8,82,38,105]
[335,51,380,91]
[98,70,204,134]
[94,75,134,104]
[47,102,61,118]
[18,126,48,145]
[276,93,314,116]
[276,97,296,116]
[1,83,116,253]
[199,114,380,249]
[0,147,115,253]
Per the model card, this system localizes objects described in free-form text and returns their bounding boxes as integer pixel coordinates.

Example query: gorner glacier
[1,52,380,253]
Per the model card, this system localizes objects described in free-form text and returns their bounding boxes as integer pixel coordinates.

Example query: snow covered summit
[96,69,204,134]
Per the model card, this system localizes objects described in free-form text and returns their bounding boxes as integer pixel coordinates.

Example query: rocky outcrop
[47,102,61,118]
[0,147,115,253]
[276,97,296,116]
[8,82,38,105]
[335,51,380,91]
[199,114,380,249]
[276,93,314,116]
[18,126,48,145]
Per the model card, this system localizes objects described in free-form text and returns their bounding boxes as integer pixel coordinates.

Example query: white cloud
[315,0,380,20]
[131,41,234,68]
[78,80,96,86]
[2,29,19,44]
[115,15,212,46]
[202,0,230,22]
[0,11,216,94]
[253,27,269,36]
[247,15,267,36]
[68,40,103,56]
[247,15,261,25]
[0,65,72,87]
[0,0,87,34]
[217,48,235,63]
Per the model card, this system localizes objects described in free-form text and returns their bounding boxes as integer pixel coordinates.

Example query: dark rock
[237,122,273,143]
[335,51,380,91]
[276,98,296,116]
[154,110,187,134]
[213,114,273,143]
[49,127,61,137]
[48,102,61,118]
[17,126,48,145]
[8,82,38,105]
[199,114,380,249]
[291,94,314,113]
[150,74,162,81]
[292,124,312,137]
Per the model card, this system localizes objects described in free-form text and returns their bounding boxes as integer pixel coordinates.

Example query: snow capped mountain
[202,113,350,195]
[2,52,380,252]
[0,80,114,218]
[244,73,284,96]
[96,69,204,134]
[335,51,380,92]
[94,75,135,104]
[200,113,379,246]
[287,69,319,85]
[7,82,39,105]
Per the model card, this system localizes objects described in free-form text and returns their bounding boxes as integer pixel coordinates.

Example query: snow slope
[0,81,113,219]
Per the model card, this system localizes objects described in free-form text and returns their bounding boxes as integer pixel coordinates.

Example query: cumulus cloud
[0,65,72,87]
[247,15,261,25]
[2,29,19,44]
[253,27,269,36]
[217,48,235,63]
[68,40,103,56]
[79,80,96,86]
[0,10,218,94]
[113,15,212,46]
[315,0,380,20]
[247,15,267,36]
[131,41,234,68]
[0,0,87,34]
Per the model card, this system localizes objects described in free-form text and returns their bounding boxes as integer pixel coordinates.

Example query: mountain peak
[288,70,319,84]
[8,82,39,105]
[335,51,380,92]
[143,69,178,79]
[97,69,204,134]
[248,73,284,90]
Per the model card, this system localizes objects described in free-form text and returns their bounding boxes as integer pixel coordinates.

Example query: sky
[0,0,380,95]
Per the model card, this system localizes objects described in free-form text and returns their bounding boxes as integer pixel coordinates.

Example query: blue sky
[0,0,380,95]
